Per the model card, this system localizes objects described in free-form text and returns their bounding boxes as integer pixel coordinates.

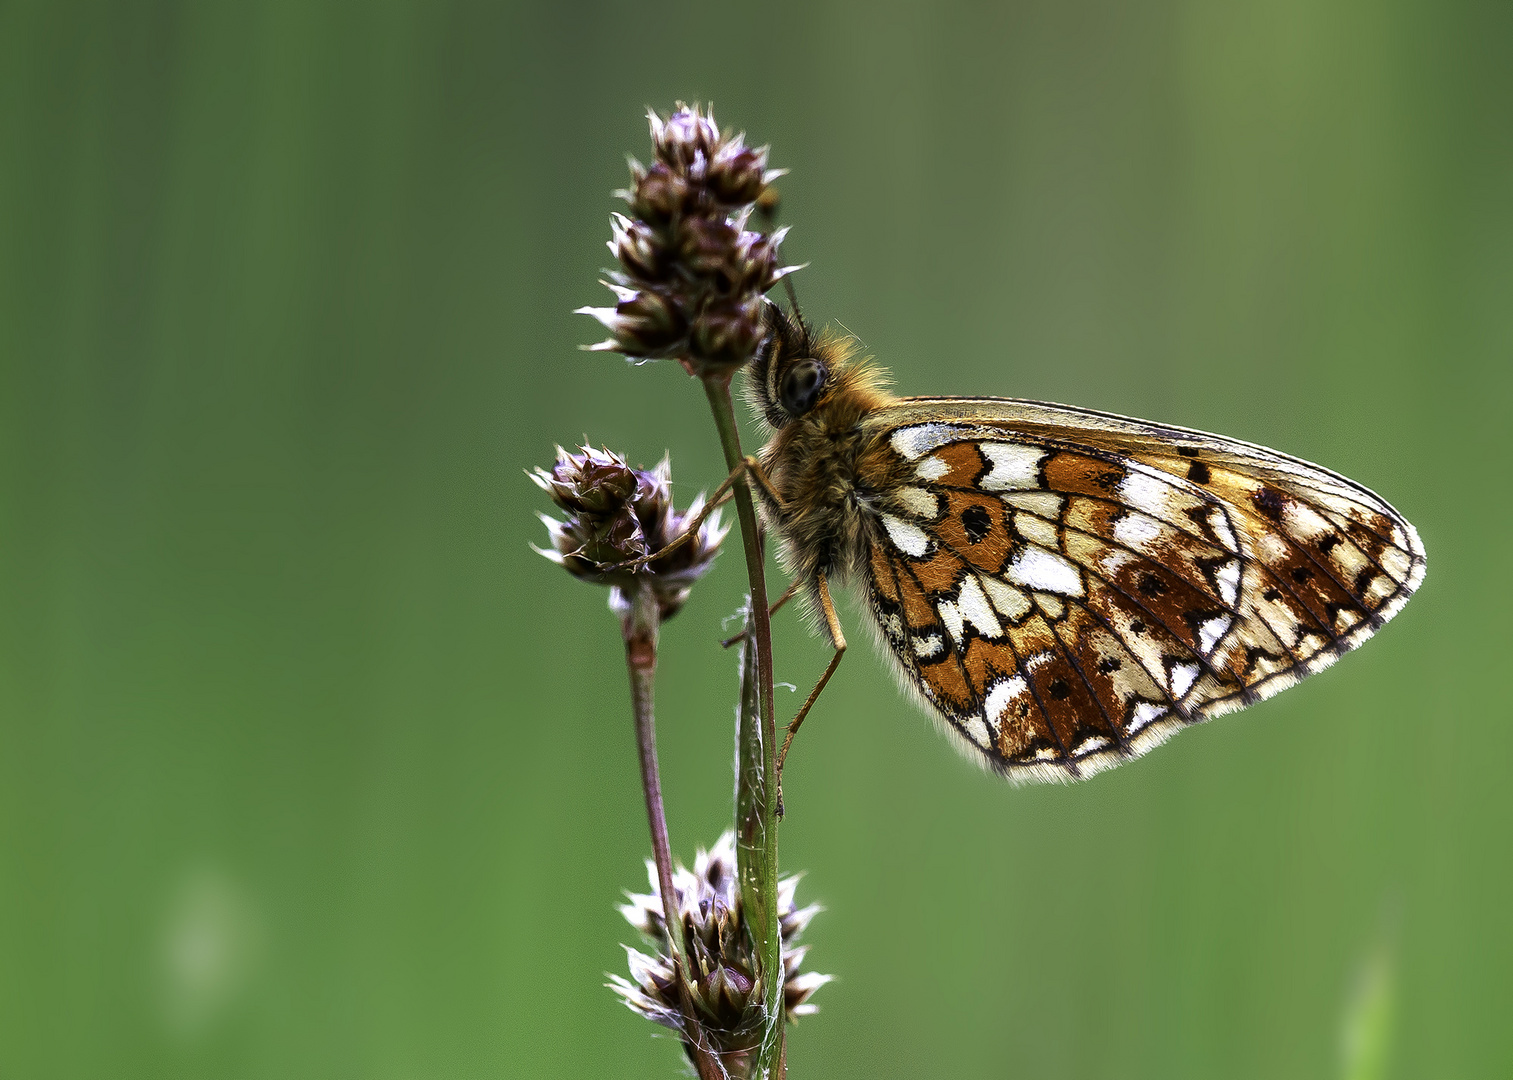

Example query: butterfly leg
[613,455,784,571]
[738,453,786,509]
[778,570,846,772]
[720,577,802,648]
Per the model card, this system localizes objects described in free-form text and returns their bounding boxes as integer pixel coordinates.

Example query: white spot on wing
[1113,512,1163,553]
[913,633,943,659]
[1210,508,1239,553]
[1170,662,1200,699]
[985,676,1028,730]
[1097,547,1136,577]
[1003,492,1063,517]
[1323,534,1367,577]
[897,486,941,519]
[1215,559,1241,606]
[1128,701,1167,734]
[962,715,991,747]
[1198,615,1232,654]
[1119,470,1175,518]
[1258,533,1288,562]
[891,424,963,460]
[1007,546,1084,598]
[957,575,1002,638]
[1074,735,1110,756]
[916,455,950,482]
[1380,546,1411,582]
[979,442,1044,491]
[938,599,964,647]
[1282,500,1328,540]
[1014,512,1060,548]
[981,576,1032,622]
[880,514,930,557]
[1034,592,1065,619]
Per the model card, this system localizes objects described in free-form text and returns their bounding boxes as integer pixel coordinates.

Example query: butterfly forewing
[862,399,1426,782]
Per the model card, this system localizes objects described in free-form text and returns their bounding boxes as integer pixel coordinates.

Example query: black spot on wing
[961,504,992,544]
[1252,486,1286,522]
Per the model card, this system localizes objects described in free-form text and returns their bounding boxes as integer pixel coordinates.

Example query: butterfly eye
[779,359,827,416]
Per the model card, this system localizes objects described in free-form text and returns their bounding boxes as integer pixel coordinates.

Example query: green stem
[622,585,722,1080]
[701,374,785,1079]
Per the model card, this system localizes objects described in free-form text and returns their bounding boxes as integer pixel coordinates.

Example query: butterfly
[743,306,1426,782]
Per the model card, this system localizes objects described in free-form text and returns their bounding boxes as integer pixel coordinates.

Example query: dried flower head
[578,103,802,377]
[609,832,830,1077]
[531,445,727,619]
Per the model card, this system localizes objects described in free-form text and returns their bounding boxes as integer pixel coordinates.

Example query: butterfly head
[747,302,888,429]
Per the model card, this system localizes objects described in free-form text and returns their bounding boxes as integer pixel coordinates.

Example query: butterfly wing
[861,397,1426,782]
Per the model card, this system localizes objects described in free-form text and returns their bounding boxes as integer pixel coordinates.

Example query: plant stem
[735,611,782,1079]
[622,584,723,1080]
[701,374,785,1079]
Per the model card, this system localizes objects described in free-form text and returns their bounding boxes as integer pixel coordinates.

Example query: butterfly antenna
[757,191,803,325]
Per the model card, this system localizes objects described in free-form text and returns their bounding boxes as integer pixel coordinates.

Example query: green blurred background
[1,1,1508,1077]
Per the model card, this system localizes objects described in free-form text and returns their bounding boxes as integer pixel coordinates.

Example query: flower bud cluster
[532,445,726,620]
[609,832,830,1077]
[578,104,802,376]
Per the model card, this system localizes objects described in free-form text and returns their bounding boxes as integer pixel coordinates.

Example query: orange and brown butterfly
[745,304,1425,782]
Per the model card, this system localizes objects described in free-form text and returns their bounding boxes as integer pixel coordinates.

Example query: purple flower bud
[577,287,688,359]
[610,832,830,1073]
[610,214,667,282]
[532,448,726,618]
[583,103,804,377]
[649,104,721,169]
[706,140,769,205]
[725,229,781,295]
[539,444,640,515]
[673,216,741,279]
[689,297,765,371]
[625,161,691,227]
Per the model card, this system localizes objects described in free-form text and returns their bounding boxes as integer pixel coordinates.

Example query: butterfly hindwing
[862,399,1426,782]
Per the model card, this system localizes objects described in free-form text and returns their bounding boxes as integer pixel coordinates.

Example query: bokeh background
[2,1,1509,1077]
